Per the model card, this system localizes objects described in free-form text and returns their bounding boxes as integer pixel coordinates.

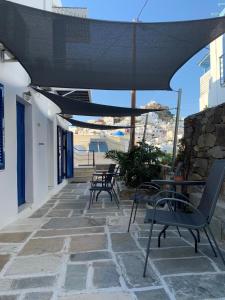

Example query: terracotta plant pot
[174,175,184,182]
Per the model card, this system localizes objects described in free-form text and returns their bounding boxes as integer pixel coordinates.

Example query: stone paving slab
[154,257,216,275]
[23,292,53,300]
[116,252,160,288]
[138,237,189,249]
[0,245,19,255]
[165,273,225,299]
[135,289,170,300]
[87,208,120,213]
[85,212,118,217]
[199,244,225,271]
[30,209,49,218]
[138,230,177,238]
[92,261,120,288]
[64,264,88,291]
[70,251,112,262]
[46,209,72,218]
[110,233,139,252]
[0,255,10,271]
[0,233,31,243]
[55,203,85,210]
[59,292,133,300]
[149,246,202,260]
[42,217,106,229]
[0,296,19,300]
[19,237,64,256]
[5,255,62,276]
[70,235,107,252]
[34,227,105,238]
[0,276,56,291]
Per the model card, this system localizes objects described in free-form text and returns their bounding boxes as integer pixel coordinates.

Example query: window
[0,84,4,170]
[89,140,108,153]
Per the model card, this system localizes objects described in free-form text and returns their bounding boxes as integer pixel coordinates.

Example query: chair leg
[188,229,198,253]
[176,226,182,237]
[107,191,113,203]
[89,191,93,209]
[203,227,217,257]
[133,201,139,223]
[158,225,169,248]
[96,191,101,202]
[112,187,120,206]
[207,226,225,266]
[112,188,120,209]
[92,191,96,204]
[128,201,135,232]
[143,221,154,277]
[196,229,201,243]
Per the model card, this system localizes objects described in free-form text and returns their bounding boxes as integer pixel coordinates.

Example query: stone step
[70,176,91,183]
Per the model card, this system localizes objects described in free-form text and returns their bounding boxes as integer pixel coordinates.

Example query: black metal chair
[143,159,225,277]
[127,182,161,232]
[89,165,120,209]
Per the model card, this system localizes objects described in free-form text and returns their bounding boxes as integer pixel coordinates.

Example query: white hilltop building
[74,101,184,155]
[0,1,88,229]
[199,8,225,111]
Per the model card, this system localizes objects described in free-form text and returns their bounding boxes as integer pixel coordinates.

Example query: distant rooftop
[53,7,88,18]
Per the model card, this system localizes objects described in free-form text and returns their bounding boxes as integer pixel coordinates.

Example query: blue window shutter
[0,84,4,170]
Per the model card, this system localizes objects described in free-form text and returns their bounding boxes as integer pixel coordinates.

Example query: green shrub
[105,142,168,187]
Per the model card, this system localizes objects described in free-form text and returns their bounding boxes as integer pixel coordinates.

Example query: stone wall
[184,103,225,242]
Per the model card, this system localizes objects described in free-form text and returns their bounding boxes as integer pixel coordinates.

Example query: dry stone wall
[184,103,225,241]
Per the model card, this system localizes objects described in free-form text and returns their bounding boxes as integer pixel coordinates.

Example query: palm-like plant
[106,142,166,187]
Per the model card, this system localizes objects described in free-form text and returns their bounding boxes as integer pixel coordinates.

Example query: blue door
[17,102,25,206]
[66,131,74,178]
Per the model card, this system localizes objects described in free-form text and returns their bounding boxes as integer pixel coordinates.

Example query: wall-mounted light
[23,91,32,102]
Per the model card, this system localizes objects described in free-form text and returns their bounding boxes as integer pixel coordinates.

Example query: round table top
[152,179,206,186]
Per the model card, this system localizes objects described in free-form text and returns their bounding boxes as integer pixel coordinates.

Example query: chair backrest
[198,159,225,222]
[105,164,116,184]
[108,164,116,173]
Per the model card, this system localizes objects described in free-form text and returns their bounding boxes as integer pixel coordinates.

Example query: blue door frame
[57,127,74,183]
[17,102,25,207]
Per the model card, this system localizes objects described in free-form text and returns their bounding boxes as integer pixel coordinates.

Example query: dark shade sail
[62,116,132,130]
[33,88,163,116]
[1,1,225,90]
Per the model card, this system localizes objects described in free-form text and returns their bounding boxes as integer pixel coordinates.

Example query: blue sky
[62,0,221,119]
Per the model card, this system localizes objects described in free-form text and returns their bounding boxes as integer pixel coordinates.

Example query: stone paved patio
[0,183,225,299]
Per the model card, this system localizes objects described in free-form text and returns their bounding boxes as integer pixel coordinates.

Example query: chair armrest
[152,190,190,202]
[154,197,206,220]
[143,182,161,189]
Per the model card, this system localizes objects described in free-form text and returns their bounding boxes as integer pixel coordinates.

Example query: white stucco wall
[0,0,68,229]
[11,0,62,11]
[199,35,225,110]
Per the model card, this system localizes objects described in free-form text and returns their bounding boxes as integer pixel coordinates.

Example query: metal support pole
[142,113,149,142]
[172,88,182,169]
[129,20,137,151]
[92,151,95,167]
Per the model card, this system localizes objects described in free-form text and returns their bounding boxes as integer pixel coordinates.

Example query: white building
[199,9,225,110]
[0,1,86,229]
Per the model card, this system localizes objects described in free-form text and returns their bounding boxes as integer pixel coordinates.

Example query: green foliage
[175,137,186,165]
[161,152,173,166]
[105,142,168,187]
